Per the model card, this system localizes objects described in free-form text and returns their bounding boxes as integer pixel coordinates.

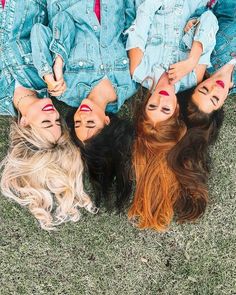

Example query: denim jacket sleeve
[124,0,136,31]
[193,11,218,66]
[50,11,76,64]
[126,0,163,52]
[182,10,218,67]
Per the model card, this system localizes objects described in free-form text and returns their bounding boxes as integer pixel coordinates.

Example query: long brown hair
[129,93,186,231]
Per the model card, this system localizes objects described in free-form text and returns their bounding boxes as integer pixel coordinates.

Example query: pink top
[207,0,216,8]
[94,0,101,23]
[1,0,5,8]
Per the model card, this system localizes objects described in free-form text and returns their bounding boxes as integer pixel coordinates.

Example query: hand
[44,73,66,97]
[168,57,197,84]
[184,19,198,33]
[44,56,66,96]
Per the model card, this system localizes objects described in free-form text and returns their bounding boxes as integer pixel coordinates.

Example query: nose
[209,83,218,92]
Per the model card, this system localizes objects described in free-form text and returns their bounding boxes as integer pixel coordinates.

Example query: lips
[79,104,92,112]
[216,80,225,89]
[42,104,55,111]
[159,90,169,96]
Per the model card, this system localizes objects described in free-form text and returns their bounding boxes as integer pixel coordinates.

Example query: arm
[126,0,162,75]
[126,0,162,52]
[50,11,76,65]
[168,10,218,84]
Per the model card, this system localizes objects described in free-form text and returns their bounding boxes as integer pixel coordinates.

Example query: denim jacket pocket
[67,59,95,72]
[114,57,129,71]
[147,34,163,46]
[77,82,92,99]
[16,39,33,65]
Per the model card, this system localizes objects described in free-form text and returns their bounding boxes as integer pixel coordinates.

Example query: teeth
[43,106,54,111]
[80,106,91,111]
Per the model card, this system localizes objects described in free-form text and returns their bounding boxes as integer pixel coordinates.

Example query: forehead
[192,92,213,113]
[75,126,98,141]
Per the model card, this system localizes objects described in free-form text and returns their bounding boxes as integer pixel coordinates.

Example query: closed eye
[55,119,61,126]
[161,107,171,114]
[42,119,61,128]
[147,104,158,110]
[198,86,208,95]
[74,120,96,129]
[210,96,219,106]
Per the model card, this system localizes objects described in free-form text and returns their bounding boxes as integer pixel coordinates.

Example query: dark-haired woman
[178,0,235,140]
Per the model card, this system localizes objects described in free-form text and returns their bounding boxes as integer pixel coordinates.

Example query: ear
[176,103,180,114]
[104,116,110,125]
[19,116,29,127]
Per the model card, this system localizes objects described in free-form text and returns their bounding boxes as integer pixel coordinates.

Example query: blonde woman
[1,86,98,230]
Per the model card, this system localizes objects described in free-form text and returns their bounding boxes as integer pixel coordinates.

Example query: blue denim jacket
[208,0,236,94]
[126,0,219,93]
[190,0,236,94]
[0,0,48,116]
[31,0,139,113]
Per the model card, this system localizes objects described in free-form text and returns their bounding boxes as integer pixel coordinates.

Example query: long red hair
[129,95,186,231]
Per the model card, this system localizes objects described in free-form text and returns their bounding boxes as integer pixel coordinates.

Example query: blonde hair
[1,121,97,230]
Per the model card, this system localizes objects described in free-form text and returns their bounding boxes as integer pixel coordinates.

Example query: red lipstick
[79,104,92,112]
[42,104,55,111]
[159,90,169,96]
[216,80,225,89]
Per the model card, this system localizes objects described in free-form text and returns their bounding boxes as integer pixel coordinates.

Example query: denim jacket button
[79,61,84,67]
[123,59,128,65]
[100,64,104,69]
[93,25,98,31]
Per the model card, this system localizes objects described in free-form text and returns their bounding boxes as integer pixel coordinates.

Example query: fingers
[48,80,67,97]
[168,64,179,84]
[184,19,197,33]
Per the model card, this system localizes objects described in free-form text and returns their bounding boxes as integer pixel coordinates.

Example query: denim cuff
[194,11,218,54]
[126,28,145,52]
[38,63,53,79]
[50,39,68,65]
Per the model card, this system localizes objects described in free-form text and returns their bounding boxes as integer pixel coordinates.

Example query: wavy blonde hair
[1,121,97,230]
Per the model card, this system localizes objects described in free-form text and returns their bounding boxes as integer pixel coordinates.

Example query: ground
[0,94,235,295]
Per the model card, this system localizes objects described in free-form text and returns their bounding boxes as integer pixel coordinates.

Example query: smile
[159,90,169,96]
[42,104,55,111]
[79,104,92,112]
[216,80,225,89]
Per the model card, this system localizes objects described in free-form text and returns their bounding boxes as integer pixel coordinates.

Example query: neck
[87,79,117,110]
[13,95,39,116]
[211,64,234,88]
[87,95,109,111]
[155,72,175,92]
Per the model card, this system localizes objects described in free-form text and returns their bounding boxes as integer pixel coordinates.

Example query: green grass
[0,95,235,295]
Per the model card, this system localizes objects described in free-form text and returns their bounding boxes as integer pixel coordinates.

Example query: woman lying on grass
[0,87,98,230]
[126,0,219,231]
[178,0,236,144]
[0,0,97,230]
